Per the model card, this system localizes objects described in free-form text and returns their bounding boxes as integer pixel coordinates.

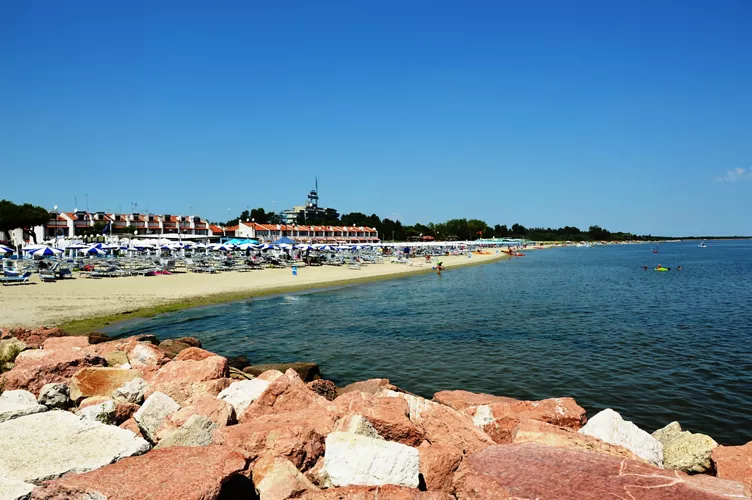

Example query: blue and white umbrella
[295,244,314,250]
[0,244,14,253]
[85,246,106,255]
[211,244,234,251]
[259,244,277,250]
[30,247,63,257]
[317,245,334,251]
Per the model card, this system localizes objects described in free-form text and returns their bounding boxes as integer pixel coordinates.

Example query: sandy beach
[0,252,508,330]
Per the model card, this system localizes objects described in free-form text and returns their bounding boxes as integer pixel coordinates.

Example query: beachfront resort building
[281,179,340,225]
[236,222,379,244]
[43,211,211,239]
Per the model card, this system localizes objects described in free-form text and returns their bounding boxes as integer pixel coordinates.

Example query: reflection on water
[105,241,752,445]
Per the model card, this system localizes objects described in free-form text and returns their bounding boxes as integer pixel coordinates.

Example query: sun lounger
[1,271,33,285]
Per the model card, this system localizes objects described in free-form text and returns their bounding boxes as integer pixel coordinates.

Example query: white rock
[0,410,150,484]
[0,390,48,423]
[134,391,180,442]
[472,405,495,429]
[579,408,663,467]
[0,475,35,500]
[324,431,419,487]
[77,400,117,424]
[377,389,438,421]
[112,377,148,404]
[38,383,71,409]
[217,378,269,415]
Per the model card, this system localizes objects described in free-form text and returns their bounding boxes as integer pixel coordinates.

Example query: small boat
[698,241,706,248]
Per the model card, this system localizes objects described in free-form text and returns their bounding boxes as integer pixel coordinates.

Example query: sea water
[105,241,752,444]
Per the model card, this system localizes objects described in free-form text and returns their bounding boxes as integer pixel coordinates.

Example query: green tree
[0,200,49,244]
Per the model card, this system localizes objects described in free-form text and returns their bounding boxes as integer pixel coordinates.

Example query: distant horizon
[2,1,750,236]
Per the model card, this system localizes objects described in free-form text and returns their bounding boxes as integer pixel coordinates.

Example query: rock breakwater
[0,326,750,499]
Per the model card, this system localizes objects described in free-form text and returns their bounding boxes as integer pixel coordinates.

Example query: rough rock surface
[133,391,180,442]
[111,377,148,404]
[300,485,451,499]
[0,338,26,372]
[653,421,718,473]
[334,391,423,446]
[157,339,193,359]
[579,408,664,467]
[1,346,106,394]
[379,389,439,421]
[167,394,235,428]
[175,347,215,361]
[308,379,338,401]
[411,402,493,455]
[243,362,321,382]
[239,369,332,422]
[513,418,642,461]
[146,355,229,404]
[42,336,89,350]
[155,414,217,449]
[434,390,587,431]
[76,399,117,424]
[712,441,752,494]
[0,476,35,500]
[333,414,383,440]
[214,408,335,470]
[218,378,270,415]
[124,341,168,369]
[337,378,395,397]
[452,442,748,500]
[324,431,420,488]
[0,389,48,422]
[253,454,319,499]
[418,442,463,493]
[69,367,143,402]
[30,445,247,500]
[37,383,72,409]
[0,410,150,484]
[1,327,65,349]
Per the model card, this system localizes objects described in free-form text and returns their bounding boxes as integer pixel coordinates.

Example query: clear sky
[1,1,750,236]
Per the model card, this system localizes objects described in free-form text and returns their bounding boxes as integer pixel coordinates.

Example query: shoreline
[0,252,510,334]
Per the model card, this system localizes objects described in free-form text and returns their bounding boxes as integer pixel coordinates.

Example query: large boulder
[68,367,143,402]
[712,440,752,494]
[653,421,718,473]
[124,341,169,369]
[378,389,439,421]
[337,378,395,397]
[155,394,236,441]
[513,418,642,461]
[453,443,749,500]
[214,408,336,470]
[0,410,149,484]
[42,336,89,350]
[579,408,664,467]
[1,346,106,394]
[0,476,35,500]
[334,391,424,446]
[1,327,65,349]
[158,339,193,359]
[134,391,180,443]
[243,362,321,382]
[218,378,270,415]
[239,369,333,422]
[418,442,463,493]
[37,383,72,409]
[434,390,587,432]
[252,454,319,499]
[111,377,148,404]
[155,414,217,449]
[324,432,420,488]
[0,389,48,422]
[0,338,26,372]
[30,445,248,500]
[146,354,229,404]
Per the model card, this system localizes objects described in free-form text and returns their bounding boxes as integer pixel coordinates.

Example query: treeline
[0,199,49,244]
[222,207,653,242]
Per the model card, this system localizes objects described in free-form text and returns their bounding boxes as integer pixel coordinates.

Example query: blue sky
[1,0,750,236]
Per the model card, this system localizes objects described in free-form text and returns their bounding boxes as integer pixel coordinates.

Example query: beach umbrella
[318,245,334,251]
[85,246,106,255]
[295,244,313,250]
[259,244,277,250]
[237,243,257,250]
[336,245,353,250]
[0,244,14,254]
[30,247,63,257]
[211,244,234,251]
[278,243,293,250]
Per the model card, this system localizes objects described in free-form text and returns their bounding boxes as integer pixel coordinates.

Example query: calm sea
[104,241,752,445]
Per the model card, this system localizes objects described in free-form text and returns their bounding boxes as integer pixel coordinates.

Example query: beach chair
[1,271,33,286]
[40,269,57,282]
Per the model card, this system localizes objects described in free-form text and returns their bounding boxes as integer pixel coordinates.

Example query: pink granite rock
[1,346,106,394]
[712,440,752,495]
[334,391,424,446]
[146,355,229,404]
[239,368,333,422]
[452,443,749,500]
